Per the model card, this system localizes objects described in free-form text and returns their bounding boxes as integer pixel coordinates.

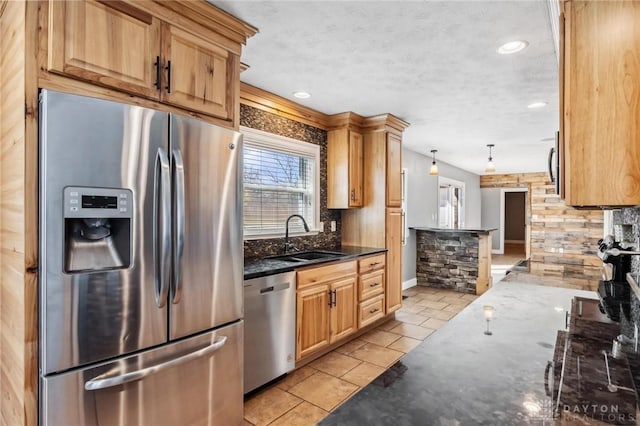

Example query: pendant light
[485,144,496,173]
[429,150,439,175]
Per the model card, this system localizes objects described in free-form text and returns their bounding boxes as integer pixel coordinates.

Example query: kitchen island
[321,281,599,425]
[412,227,495,295]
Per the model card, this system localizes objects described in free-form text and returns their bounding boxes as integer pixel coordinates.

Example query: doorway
[503,191,526,258]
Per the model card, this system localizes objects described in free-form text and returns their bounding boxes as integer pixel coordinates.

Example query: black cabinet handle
[165,60,172,93]
[548,147,556,184]
[154,56,161,90]
[369,282,379,288]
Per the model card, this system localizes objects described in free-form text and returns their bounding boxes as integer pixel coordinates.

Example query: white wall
[481,188,502,251]
[402,148,482,283]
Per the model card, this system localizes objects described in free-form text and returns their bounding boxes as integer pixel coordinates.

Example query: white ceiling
[214,0,559,175]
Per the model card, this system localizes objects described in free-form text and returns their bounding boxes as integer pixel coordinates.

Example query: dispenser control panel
[63,187,133,219]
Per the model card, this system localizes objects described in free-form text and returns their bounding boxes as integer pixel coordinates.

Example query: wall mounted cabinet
[327,128,364,208]
[48,0,244,122]
[561,0,640,206]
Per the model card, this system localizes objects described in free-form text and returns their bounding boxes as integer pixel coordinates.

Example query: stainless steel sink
[266,250,343,263]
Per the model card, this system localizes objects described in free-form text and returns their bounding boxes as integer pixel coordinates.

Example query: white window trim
[437,176,466,229]
[241,126,321,240]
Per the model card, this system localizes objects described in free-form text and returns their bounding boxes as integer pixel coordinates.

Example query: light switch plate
[319,222,324,232]
[330,221,336,232]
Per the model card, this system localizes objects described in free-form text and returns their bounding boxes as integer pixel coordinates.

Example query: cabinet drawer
[358,254,386,274]
[358,295,385,328]
[297,260,357,289]
[358,270,385,301]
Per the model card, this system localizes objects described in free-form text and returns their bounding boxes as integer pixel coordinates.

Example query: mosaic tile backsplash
[240,104,342,259]
[612,207,640,338]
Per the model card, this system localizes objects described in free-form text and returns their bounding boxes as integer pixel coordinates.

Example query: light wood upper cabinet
[562,0,640,206]
[48,1,161,99]
[161,24,233,121]
[327,129,364,208]
[47,0,248,123]
[386,133,402,207]
[296,283,330,360]
[385,208,403,314]
[329,277,357,343]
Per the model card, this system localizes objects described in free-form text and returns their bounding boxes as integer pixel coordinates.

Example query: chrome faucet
[284,214,310,254]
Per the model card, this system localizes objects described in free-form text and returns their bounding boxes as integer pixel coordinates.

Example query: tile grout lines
[243,287,478,426]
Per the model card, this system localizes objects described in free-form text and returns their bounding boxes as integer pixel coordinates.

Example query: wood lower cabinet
[358,294,385,328]
[296,283,331,360]
[561,0,640,206]
[327,128,364,208]
[48,0,162,99]
[296,261,357,360]
[329,277,358,343]
[357,254,386,328]
[385,208,403,314]
[161,24,234,120]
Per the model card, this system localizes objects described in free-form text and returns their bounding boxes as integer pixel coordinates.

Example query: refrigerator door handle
[84,335,228,391]
[171,149,186,304]
[154,148,171,308]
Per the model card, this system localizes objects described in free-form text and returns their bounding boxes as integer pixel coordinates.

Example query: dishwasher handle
[259,282,290,294]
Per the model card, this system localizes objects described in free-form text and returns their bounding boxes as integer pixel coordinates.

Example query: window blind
[243,143,316,236]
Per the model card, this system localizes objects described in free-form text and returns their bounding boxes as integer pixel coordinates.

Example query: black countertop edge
[244,246,387,280]
[410,227,497,234]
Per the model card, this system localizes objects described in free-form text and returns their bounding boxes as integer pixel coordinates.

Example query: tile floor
[243,286,479,426]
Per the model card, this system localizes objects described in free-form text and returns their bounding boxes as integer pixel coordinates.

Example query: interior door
[40,90,169,374]
[169,114,243,339]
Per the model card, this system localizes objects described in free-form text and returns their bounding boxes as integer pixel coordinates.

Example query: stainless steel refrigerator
[38,90,243,425]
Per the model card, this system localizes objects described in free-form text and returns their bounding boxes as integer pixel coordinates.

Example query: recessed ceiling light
[497,40,529,55]
[293,91,311,99]
[527,101,548,109]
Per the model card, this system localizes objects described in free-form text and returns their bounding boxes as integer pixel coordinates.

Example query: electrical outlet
[319,222,324,232]
[330,221,336,232]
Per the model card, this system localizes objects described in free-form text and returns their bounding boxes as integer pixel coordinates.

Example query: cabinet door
[48,0,161,99]
[386,133,402,207]
[296,284,330,360]
[162,24,234,120]
[330,277,357,343]
[563,1,640,206]
[348,131,364,207]
[385,208,403,313]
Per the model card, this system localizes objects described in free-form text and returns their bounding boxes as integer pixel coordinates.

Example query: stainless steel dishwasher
[244,271,296,393]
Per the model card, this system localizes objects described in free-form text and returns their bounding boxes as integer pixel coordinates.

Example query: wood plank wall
[480,173,603,287]
[0,2,38,425]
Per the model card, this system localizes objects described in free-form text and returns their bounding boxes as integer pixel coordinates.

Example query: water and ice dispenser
[63,187,132,273]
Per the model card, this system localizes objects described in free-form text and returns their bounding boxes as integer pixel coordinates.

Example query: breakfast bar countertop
[244,246,387,280]
[410,227,497,234]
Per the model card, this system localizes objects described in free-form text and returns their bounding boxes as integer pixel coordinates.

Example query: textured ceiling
[214,1,559,175]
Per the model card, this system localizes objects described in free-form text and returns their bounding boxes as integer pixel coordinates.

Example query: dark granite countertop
[244,246,387,280]
[410,227,497,234]
[321,282,601,425]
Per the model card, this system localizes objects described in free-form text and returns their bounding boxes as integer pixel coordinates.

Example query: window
[438,177,465,229]
[241,127,319,238]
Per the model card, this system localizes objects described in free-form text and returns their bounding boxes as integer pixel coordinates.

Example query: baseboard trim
[402,278,417,290]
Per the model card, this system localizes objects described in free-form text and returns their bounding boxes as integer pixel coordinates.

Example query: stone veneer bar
[413,227,494,294]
